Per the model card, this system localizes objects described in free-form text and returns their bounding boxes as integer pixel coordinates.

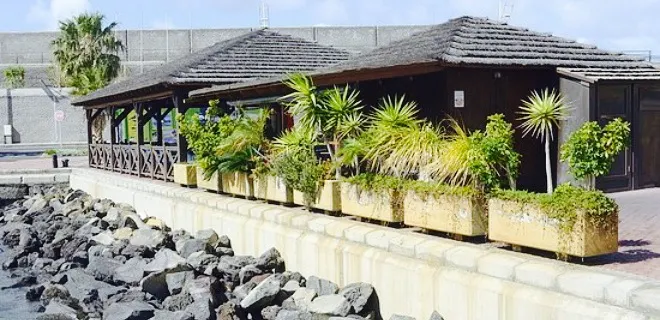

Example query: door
[595,84,633,191]
[635,86,660,189]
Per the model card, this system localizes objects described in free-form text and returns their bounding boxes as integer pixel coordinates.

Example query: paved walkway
[0,156,88,170]
[2,156,660,279]
[590,188,660,278]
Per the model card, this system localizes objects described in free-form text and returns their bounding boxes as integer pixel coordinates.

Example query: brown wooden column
[109,107,116,172]
[136,102,144,178]
[86,109,93,167]
[173,93,188,164]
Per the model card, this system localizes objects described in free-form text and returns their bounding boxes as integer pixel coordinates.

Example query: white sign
[54,110,65,122]
[454,91,465,108]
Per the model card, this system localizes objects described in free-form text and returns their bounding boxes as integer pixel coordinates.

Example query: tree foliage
[560,118,631,186]
[52,13,124,96]
[3,66,25,88]
[518,89,569,193]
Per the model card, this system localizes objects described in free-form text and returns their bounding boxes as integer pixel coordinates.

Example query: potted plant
[400,114,519,237]
[277,74,365,212]
[488,92,628,258]
[213,108,272,199]
[338,95,421,223]
[177,100,235,192]
[488,185,619,257]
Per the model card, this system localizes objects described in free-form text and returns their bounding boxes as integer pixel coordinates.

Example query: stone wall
[68,168,660,320]
[0,88,85,144]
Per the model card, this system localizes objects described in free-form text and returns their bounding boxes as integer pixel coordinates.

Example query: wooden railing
[89,143,179,181]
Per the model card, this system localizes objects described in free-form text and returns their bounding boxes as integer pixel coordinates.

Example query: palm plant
[52,13,124,95]
[281,74,365,179]
[214,108,271,175]
[518,89,570,194]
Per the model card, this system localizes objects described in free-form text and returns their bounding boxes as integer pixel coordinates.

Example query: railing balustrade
[89,143,179,182]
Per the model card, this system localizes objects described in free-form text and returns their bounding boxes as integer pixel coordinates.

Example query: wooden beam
[80,89,175,110]
[113,106,133,126]
[174,93,188,164]
[136,102,144,178]
[139,104,162,126]
[158,106,174,121]
[86,109,93,167]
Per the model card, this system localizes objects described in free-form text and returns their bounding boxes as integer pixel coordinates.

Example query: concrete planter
[340,183,403,223]
[254,175,293,204]
[221,172,254,198]
[403,191,486,236]
[293,180,342,212]
[488,198,618,257]
[195,167,221,192]
[173,163,197,187]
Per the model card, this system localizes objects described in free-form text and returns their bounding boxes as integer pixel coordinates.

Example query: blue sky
[3,0,660,55]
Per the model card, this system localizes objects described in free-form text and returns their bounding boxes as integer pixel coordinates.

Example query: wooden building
[72,30,349,182]
[188,16,660,192]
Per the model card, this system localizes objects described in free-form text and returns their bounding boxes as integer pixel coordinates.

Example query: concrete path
[589,188,660,279]
[0,156,88,169]
[2,156,660,279]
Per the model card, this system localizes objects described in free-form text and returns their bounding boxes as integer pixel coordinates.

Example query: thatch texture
[73,29,349,106]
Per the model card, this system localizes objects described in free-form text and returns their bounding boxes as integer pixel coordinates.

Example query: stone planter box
[293,180,341,212]
[221,172,254,198]
[340,183,403,223]
[488,198,618,257]
[254,175,293,204]
[173,163,197,187]
[403,191,486,236]
[195,167,221,192]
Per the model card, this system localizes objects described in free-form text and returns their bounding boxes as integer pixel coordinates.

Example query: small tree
[4,66,25,88]
[560,118,630,189]
[518,89,570,194]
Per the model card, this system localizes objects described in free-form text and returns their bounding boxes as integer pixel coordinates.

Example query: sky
[2,0,660,56]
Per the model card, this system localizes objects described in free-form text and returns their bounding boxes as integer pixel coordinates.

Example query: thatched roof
[324,16,650,72]
[188,16,658,101]
[73,29,349,106]
[558,67,660,82]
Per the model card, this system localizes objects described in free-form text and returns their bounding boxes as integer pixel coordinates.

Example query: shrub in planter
[488,184,618,258]
[341,174,404,223]
[403,181,486,236]
[177,100,234,192]
[212,108,271,198]
[560,118,631,189]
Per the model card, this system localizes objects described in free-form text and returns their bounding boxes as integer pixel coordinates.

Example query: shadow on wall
[1,87,84,144]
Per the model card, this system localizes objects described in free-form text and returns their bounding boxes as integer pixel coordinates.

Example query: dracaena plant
[281,74,365,179]
[518,89,570,194]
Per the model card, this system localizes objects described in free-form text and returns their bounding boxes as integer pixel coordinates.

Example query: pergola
[73,29,349,182]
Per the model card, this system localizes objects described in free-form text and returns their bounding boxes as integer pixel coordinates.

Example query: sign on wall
[54,110,65,122]
[454,90,465,108]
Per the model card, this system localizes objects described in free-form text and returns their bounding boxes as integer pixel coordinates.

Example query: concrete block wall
[0,88,85,144]
[0,25,431,86]
[69,168,660,320]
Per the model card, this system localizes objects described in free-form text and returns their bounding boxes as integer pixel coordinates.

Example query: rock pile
[0,186,401,320]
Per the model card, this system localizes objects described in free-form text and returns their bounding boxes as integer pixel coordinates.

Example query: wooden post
[109,107,116,172]
[86,109,93,167]
[173,93,188,164]
[136,102,144,178]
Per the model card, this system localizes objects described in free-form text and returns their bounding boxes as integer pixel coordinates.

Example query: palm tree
[52,12,124,142]
[518,89,570,194]
[52,12,124,94]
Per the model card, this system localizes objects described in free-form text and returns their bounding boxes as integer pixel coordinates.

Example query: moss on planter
[490,184,617,235]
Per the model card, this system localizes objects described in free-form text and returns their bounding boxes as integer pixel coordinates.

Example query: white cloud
[28,0,91,30]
